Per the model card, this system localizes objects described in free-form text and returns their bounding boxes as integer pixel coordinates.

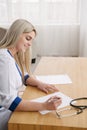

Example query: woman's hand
[37,82,59,94]
[43,96,62,110]
[25,76,59,93]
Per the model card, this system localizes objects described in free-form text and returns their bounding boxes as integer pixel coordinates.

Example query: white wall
[35,24,80,57]
[79,0,87,56]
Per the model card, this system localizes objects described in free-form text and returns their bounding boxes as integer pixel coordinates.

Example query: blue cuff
[0,106,2,109]
[24,74,29,85]
[9,97,22,111]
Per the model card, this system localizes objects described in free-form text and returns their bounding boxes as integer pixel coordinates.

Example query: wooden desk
[8,57,87,130]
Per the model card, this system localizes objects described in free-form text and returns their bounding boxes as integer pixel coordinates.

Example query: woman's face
[16,31,35,52]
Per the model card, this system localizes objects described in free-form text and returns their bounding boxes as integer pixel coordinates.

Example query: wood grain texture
[8,57,87,130]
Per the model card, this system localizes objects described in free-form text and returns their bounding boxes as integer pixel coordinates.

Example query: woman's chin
[18,47,27,53]
[20,48,26,53]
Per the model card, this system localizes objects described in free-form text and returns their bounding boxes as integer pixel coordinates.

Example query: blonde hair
[0,19,36,78]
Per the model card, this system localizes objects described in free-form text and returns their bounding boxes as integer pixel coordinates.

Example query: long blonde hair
[0,19,36,78]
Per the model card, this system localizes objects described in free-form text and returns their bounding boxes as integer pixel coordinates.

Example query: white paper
[36,74,72,84]
[31,92,73,115]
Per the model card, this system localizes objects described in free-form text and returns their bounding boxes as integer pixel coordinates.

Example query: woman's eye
[26,37,31,41]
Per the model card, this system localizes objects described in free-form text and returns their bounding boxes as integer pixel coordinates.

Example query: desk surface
[8,57,87,130]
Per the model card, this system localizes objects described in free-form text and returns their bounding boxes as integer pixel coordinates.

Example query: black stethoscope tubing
[70,97,87,114]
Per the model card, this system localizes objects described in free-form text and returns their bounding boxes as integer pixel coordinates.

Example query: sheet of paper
[36,74,72,84]
[31,92,73,115]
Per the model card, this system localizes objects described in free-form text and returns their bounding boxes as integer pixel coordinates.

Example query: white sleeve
[0,57,22,111]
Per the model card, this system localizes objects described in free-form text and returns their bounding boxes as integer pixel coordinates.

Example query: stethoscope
[56,97,87,118]
[70,97,87,114]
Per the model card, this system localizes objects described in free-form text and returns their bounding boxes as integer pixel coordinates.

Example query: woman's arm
[25,76,59,93]
[15,96,62,111]
[25,76,41,87]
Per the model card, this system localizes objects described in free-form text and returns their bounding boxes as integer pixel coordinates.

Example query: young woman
[0,19,62,130]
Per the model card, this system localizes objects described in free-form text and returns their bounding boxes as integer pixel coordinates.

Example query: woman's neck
[8,47,17,57]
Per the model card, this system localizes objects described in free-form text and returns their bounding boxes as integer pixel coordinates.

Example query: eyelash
[26,37,31,41]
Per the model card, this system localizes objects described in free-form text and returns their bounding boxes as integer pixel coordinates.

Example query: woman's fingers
[37,82,59,94]
[46,85,59,92]
[46,96,62,110]
[42,87,49,94]
[48,96,61,102]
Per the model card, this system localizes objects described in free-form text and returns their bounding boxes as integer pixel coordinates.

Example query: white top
[0,49,23,111]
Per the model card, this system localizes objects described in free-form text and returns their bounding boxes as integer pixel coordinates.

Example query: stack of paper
[36,74,72,84]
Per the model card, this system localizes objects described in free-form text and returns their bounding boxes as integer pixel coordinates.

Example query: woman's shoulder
[0,48,8,55]
[0,48,13,58]
[0,48,15,63]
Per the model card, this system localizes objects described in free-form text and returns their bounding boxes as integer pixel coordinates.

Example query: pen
[48,97,61,102]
